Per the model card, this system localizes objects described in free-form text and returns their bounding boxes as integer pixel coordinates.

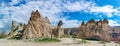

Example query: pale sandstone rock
[76,18,110,42]
[22,10,52,39]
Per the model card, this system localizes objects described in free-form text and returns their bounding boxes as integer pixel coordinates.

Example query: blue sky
[0,0,120,31]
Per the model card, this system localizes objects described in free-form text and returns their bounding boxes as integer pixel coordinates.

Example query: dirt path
[0,38,119,46]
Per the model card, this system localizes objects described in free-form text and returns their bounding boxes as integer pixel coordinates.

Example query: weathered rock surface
[52,20,63,37]
[22,10,52,39]
[8,10,65,39]
[8,21,25,39]
[8,21,17,38]
[76,18,111,42]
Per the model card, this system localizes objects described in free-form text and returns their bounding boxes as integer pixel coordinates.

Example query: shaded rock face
[64,28,79,35]
[8,21,17,38]
[110,27,120,41]
[8,21,25,39]
[22,10,52,39]
[76,21,86,38]
[52,20,63,37]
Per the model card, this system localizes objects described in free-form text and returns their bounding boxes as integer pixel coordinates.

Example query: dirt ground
[0,38,119,46]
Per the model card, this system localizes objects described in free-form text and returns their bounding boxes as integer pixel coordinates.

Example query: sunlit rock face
[8,10,64,39]
[101,18,110,41]
[76,18,110,42]
[86,18,96,38]
[22,10,52,39]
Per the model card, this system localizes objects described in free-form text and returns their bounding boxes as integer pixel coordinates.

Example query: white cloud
[0,0,84,28]
[0,22,4,28]
[89,5,118,17]
[0,15,11,30]
[10,0,21,5]
[61,19,81,28]
[1,0,120,30]
[108,20,120,26]
[63,0,94,12]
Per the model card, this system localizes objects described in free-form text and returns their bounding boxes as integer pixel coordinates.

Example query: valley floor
[0,38,119,46]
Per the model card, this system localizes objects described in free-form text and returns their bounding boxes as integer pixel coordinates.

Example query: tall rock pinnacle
[22,10,52,39]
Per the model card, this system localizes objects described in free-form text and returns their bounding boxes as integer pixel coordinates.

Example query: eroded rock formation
[76,18,110,42]
[8,21,25,39]
[8,10,65,39]
[22,10,52,39]
[52,20,63,37]
[8,21,17,38]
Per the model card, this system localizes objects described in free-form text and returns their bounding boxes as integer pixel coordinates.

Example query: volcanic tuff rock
[76,18,110,42]
[22,10,52,39]
[8,21,17,38]
[8,21,25,39]
[52,20,63,37]
[8,10,64,39]
[63,18,111,41]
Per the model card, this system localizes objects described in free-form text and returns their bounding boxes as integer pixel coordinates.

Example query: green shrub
[8,35,22,40]
[8,36,18,40]
[34,37,61,42]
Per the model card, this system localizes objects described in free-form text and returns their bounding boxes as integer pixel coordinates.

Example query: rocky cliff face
[22,10,52,39]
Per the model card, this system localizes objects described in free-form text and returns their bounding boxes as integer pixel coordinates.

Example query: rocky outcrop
[8,21,17,38]
[8,21,25,39]
[76,18,111,42]
[52,20,63,37]
[101,18,110,41]
[8,10,64,39]
[8,10,115,42]
[22,10,52,39]
[76,21,86,38]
